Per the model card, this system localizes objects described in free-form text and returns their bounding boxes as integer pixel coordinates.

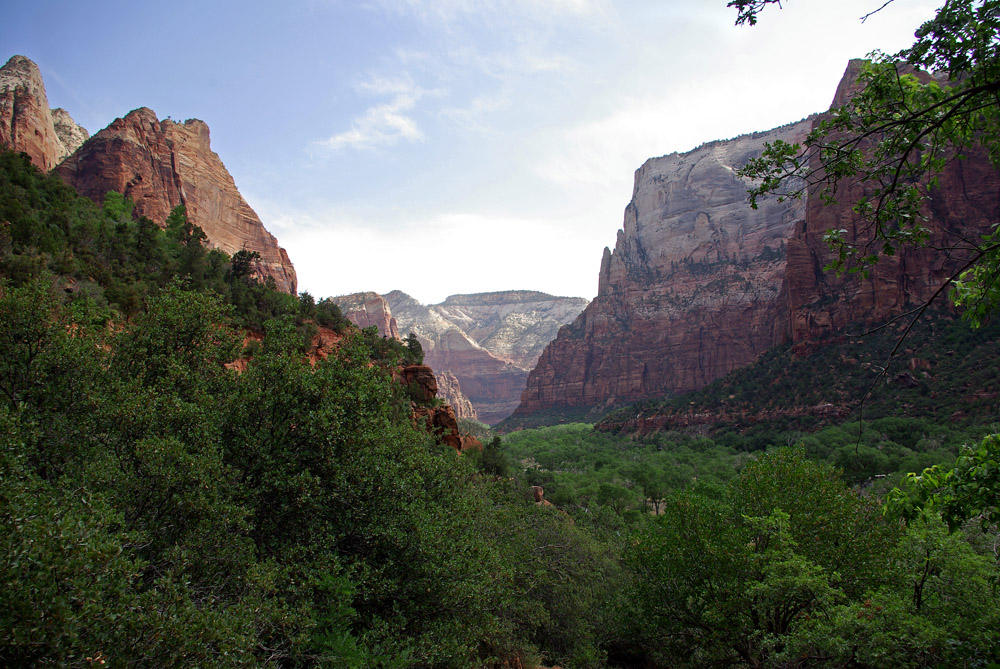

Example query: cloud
[317,78,427,151]
[250,200,605,303]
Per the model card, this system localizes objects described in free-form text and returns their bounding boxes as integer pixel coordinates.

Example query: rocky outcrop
[404,365,483,452]
[435,370,478,421]
[333,292,400,339]
[0,55,67,170]
[513,118,813,419]
[386,290,587,424]
[512,60,1000,425]
[56,107,296,294]
[50,107,89,156]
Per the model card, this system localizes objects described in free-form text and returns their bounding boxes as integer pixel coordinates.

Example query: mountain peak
[0,54,66,169]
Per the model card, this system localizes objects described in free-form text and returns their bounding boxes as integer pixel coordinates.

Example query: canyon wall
[57,107,297,294]
[512,60,1000,424]
[783,61,1000,341]
[386,290,588,424]
[513,118,813,419]
[0,55,83,170]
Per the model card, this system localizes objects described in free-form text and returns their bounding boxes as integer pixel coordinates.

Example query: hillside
[0,55,297,293]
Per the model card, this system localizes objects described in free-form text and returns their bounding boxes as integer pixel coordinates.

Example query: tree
[623,449,899,667]
[887,433,1000,531]
[732,0,1000,328]
[730,0,1000,526]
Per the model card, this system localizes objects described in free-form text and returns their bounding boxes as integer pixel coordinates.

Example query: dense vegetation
[0,149,352,339]
[2,144,998,667]
[597,307,1000,435]
[0,149,615,666]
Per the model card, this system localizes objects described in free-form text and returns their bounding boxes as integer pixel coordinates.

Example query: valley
[2,0,999,662]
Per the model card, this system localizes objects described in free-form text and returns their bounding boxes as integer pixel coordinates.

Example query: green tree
[733,0,1000,327]
[888,433,1000,531]
[623,449,899,667]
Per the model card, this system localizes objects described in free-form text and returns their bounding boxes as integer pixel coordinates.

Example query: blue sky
[4,0,942,304]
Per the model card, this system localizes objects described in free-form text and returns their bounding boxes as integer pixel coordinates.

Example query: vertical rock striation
[332,292,400,339]
[0,55,67,170]
[513,60,1000,424]
[514,119,813,419]
[782,60,1000,341]
[56,107,296,293]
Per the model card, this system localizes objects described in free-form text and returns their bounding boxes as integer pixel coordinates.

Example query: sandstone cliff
[56,107,297,294]
[50,107,89,156]
[0,55,68,170]
[783,60,1000,341]
[512,60,1000,425]
[513,118,813,420]
[435,370,479,421]
[386,290,587,424]
[332,292,400,339]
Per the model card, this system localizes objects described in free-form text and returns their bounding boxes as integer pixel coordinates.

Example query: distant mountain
[385,290,588,424]
[509,60,1000,428]
[0,54,297,294]
[330,292,400,339]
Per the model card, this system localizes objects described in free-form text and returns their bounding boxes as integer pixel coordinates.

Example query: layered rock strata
[515,118,813,418]
[386,290,588,424]
[513,60,1000,423]
[56,107,296,293]
[332,292,400,339]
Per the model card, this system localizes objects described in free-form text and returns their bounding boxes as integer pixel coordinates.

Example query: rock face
[513,60,1000,424]
[386,290,588,424]
[50,107,89,156]
[56,107,296,294]
[514,118,813,419]
[435,291,590,369]
[0,55,68,170]
[404,365,482,452]
[435,370,478,421]
[783,61,1000,342]
[332,292,400,339]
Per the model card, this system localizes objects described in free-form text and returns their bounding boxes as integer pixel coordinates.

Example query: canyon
[510,60,1000,425]
[384,290,589,425]
[0,55,296,294]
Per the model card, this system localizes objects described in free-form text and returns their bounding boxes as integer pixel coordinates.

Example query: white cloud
[253,202,604,304]
[316,78,427,151]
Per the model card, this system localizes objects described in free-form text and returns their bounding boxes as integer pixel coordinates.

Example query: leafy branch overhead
[734,0,1000,328]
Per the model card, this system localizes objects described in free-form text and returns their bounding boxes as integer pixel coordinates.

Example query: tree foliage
[733,0,1000,327]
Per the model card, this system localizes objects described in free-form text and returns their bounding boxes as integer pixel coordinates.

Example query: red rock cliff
[512,60,1000,423]
[784,61,1000,340]
[514,118,813,418]
[56,107,297,294]
[0,55,71,170]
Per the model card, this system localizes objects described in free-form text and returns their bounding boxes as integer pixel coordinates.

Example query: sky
[3,0,944,304]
